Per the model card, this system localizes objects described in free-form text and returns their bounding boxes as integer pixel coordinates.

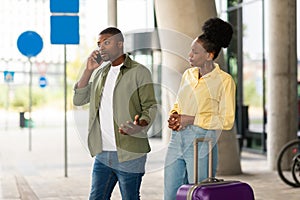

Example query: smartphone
[95,53,102,64]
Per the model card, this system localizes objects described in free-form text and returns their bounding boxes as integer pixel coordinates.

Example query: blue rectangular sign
[4,71,14,83]
[50,16,80,44]
[50,0,79,13]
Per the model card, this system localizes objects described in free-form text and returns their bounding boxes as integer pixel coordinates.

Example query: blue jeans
[89,151,146,200]
[164,125,218,200]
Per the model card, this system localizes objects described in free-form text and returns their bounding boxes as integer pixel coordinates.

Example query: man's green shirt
[73,54,157,162]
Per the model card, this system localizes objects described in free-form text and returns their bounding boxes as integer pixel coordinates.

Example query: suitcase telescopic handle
[193,138,213,184]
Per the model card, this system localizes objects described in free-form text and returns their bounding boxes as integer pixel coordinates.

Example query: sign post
[4,70,14,131]
[50,0,80,178]
[17,31,43,151]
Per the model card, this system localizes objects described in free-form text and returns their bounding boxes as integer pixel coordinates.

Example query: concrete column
[155,0,241,175]
[154,0,200,145]
[268,0,297,170]
[107,0,117,26]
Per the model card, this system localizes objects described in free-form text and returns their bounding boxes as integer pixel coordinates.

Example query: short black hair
[198,18,233,60]
[99,27,124,42]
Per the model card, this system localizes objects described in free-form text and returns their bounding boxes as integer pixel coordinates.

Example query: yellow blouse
[170,64,236,130]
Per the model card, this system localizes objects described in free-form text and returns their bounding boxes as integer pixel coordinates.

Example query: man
[73,27,157,200]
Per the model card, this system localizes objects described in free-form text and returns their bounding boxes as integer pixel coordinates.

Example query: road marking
[15,175,39,200]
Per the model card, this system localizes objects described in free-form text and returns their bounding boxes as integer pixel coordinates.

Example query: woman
[164,17,236,200]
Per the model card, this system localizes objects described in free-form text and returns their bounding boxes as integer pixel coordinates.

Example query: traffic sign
[50,0,79,13]
[50,16,79,44]
[17,31,43,57]
[50,0,80,45]
[39,76,47,88]
[4,71,14,83]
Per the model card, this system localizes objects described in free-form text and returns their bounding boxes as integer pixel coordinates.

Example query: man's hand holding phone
[86,50,103,72]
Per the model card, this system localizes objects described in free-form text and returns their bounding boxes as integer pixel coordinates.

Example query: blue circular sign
[17,31,43,57]
[39,76,47,88]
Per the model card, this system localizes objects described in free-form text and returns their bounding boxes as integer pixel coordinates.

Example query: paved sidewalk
[1,110,300,199]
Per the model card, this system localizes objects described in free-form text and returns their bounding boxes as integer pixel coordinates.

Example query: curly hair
[198,17,233,60]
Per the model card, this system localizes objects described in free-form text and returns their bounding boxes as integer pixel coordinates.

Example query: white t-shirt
[99,63,122,151]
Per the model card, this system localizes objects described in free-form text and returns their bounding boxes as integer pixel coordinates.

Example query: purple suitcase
[176,138,255,200]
